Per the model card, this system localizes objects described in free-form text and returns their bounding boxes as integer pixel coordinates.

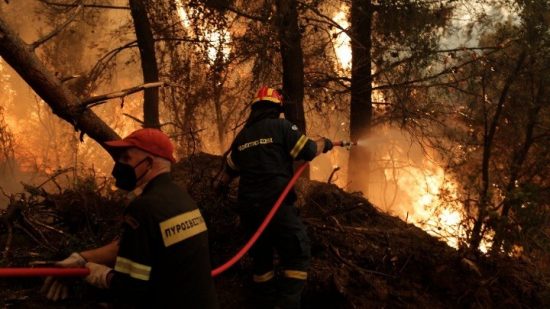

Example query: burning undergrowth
[176,153,548,308]
[0,152,548,308]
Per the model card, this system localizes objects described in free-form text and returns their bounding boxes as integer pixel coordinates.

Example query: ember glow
[331,6,351,71]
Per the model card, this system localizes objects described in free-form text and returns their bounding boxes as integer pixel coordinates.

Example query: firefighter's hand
[322,138,334,153]
[56,252,87,267]
[41,276,69,301]
[40,252,86,301]
[84,262,113,289]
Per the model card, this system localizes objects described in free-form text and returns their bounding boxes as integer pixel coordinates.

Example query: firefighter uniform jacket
[226,118,317,205]
[110,173,218,308]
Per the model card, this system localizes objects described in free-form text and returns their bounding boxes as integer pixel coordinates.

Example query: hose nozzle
[334,140,357,149]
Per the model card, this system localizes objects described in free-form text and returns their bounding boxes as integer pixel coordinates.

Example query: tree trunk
[276,0,308,178]
[348,0,373,192]
[0,16,119,149]
[491,76,542,254]
[469,51,526,252]
[276,0,306,132]
[130,0,160,128]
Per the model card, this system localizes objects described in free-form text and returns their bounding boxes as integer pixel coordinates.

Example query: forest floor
[0,152,549,308]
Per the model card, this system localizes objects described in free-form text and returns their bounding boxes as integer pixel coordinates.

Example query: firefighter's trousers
[240,202,311,309]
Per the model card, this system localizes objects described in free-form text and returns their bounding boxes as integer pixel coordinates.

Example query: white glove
[56,252,87,267]
[40,252,86,301]
[40,276,69,301]
[84,262,113,289]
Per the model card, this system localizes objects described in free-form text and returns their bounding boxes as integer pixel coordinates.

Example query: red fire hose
[0,267,90,277]
[0,163,309,279]
[0,141,353,279]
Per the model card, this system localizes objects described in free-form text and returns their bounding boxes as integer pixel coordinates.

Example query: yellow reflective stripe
[114,256,151,281]
[283,270,308,280]
[267,88,273,96]
[226,152,239,171]
[253,271,275,283]
[290,135,308,158]
[159,209,207,247]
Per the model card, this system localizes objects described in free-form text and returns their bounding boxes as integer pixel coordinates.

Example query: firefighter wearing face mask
[41,129,218,308]
[217,86,334,309]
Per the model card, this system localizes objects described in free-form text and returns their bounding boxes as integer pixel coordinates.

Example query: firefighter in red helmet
[218,86,334,308]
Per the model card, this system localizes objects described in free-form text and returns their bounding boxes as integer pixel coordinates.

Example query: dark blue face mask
[112,157,150,191]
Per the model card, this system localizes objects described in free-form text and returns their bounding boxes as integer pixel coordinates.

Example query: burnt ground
[1,152,549,308]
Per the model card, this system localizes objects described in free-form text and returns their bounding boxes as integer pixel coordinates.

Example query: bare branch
[87,40,138,83]
[373,46,512,91]
[31,3,83,50]
[60,74,81,82]
[81,82,165,108]
[123,113,144,125]
[38,0,129,10]
[223,5,266,22]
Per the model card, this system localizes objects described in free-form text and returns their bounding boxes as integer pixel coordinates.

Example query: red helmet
[105,128,176,163]
[252,86,283,106]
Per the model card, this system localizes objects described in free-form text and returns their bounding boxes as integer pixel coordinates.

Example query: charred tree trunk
[276,0,305,132]
[491,76,543,254]
[130,0,160,128]
[348,0,373,192]
[469,51,526,252]
[211,51,227,154]
[276,0,308,178]
[0,17,119,148]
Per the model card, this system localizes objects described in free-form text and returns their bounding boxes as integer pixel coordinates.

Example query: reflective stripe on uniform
[226,152,239,171]
[290,135,308,158]
[159,209,207,247]
[283,270,308,280]
[253,270,275,283]
[115,256,151,281]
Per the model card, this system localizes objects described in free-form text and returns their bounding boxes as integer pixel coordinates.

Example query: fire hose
[0,141,356,278]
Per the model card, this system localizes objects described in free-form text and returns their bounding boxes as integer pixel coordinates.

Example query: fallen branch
[330,245,395,278]
[81,82,164,108]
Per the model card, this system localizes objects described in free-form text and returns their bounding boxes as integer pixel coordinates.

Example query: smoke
[334,125,466,248]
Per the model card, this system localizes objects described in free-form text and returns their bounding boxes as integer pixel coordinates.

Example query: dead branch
[36,168,74,189]
[14,222,55,252]
[330,245,395,278]
[39,0,129,10]
[87,40,138,83]
[223,5,266,22]
[0,186,9,199]
[27,216,67,237]
[123,113,144,125]
[81,82,165,108]
[31,2,83,50]
[373,40,518,91]
[60,74,81,83]
[327,166,340,184]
